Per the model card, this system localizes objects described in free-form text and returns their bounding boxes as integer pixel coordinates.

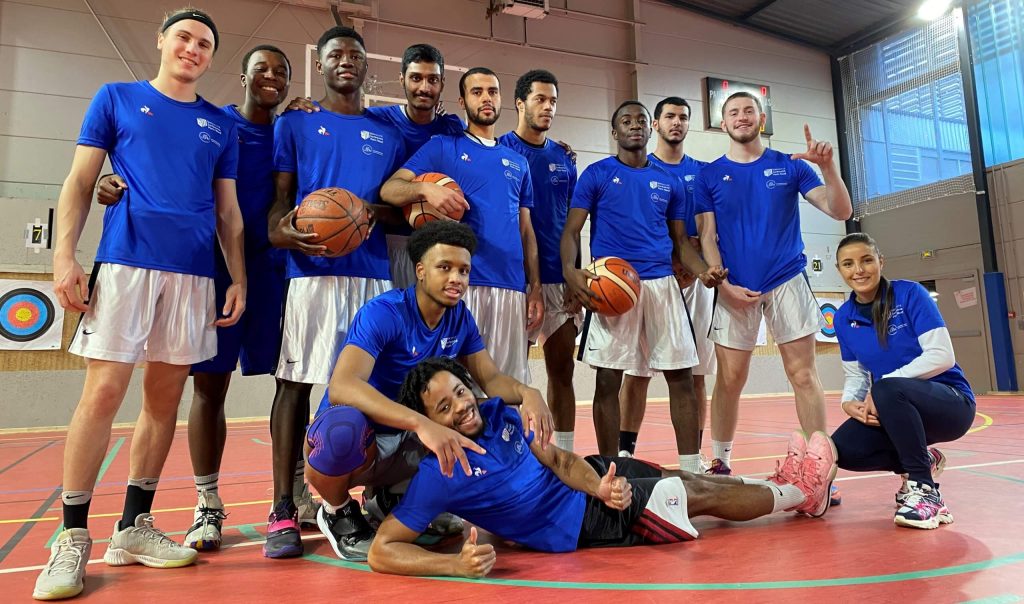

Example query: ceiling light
[918,0,953,20]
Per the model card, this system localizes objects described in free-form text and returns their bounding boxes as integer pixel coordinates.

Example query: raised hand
[596,462,632,511]
[790,123,833,167]
[416,420,487,478]
[455,527,496,578]
[519,389,554,449]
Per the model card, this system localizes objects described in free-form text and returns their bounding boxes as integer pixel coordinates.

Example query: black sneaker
[317,501,375,561]
[263,498,302,559]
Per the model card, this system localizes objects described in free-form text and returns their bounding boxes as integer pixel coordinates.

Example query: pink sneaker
[768,431,807,490]
[794,431,838,518]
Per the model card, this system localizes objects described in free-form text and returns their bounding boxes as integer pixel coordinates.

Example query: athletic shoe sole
[894,510,954,529]
[103,547,197,568]
[187,537,221,551]
[32,585,84,601]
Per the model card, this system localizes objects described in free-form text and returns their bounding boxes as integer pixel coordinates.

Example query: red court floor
[1,394,1021,603]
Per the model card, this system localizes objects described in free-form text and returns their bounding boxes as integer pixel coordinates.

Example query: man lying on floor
[365,357,837,578]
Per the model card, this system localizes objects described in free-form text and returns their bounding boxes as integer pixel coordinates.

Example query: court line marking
[0,440,54,475]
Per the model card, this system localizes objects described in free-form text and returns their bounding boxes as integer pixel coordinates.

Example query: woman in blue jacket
[831,232,975,529]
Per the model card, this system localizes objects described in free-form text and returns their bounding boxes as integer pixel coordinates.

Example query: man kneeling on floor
[366,357,838,577]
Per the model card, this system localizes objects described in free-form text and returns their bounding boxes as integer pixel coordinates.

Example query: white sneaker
[184,491,226,551]
[617,450,634,458]
[103,514,197,568]
[33,528,91,600]
[295,484,320,529]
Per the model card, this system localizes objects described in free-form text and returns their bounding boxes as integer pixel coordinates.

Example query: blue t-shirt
[499,133,577,284]
[403,135,534,291]
[222,105,277,253]
[273,103,405,279]
[648,154,707,238]
[78,81,239,278]
[571,156,687,280]
[394,398,587,553]
[367,105,464,159]
[834,280,974,400]
[693,148,822,292]
[315,287,486,429]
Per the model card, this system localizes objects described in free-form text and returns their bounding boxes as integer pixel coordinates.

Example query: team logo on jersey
[411,346,418,356]
[651,193,668,203]
[684,174,695,182]
[504,170,516,181]
[317,126,330,136]
[766,180,777,189]
[549,163,557,172]
[514,439,524,454]
[361,144,383,157]
[723,175,732,182]
[612,176,622,184]
[139,105,153,116]
[501,157,522,171]
[472,466,488,476]
[360,129,384,143]
[461,152,471,162]
[666,496,680,506]
[196,118,222,134]
[501,423,515,442]
[441,337,458,350]
[650,180,671,192]
[764,167,787,177]
[198,131,220,147]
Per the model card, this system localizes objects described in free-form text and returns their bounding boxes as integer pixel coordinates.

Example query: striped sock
[194,472,219,496]
[678,454,703,473]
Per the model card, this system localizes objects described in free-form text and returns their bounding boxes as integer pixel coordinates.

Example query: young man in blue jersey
[381,67,543,384]
[302,221,553,561]
[37,9,244,600]
[263,26,405,559]
[562,101,725,471]
[619,96,716,461]
[694,92,853,477]
[497,70,581,453]
[365,356,837,578]
[95,45,295,551]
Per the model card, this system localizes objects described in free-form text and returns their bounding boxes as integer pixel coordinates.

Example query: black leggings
[831,377,975,487]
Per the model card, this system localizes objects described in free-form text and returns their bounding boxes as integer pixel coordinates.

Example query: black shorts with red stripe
[576,455,695,548]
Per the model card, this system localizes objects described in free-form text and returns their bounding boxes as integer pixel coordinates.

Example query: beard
[468,105,500,126]
[726,125,760,144]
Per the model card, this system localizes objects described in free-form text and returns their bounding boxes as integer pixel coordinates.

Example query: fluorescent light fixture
[918,0,952,20]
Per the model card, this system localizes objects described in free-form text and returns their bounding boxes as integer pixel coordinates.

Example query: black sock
[62,491,93,530]
[119,478,158,530]
[618,431,638,455]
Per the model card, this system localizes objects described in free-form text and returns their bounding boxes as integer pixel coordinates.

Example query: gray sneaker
[295,484,320,529]
[103,514,197,568]
[317,501,374,561]
[33,528,91,600]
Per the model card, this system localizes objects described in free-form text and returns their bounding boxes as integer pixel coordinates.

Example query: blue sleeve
[795,158,824,196]
[668,182,688,221]
[458,307,486,356]
[519,163,535,209]
[442,114,466,135]
[569,166,599,212]
[904,282,945,335]
[693,171,713,215]
[272,117,297,174]
[77,85,116,150]
[392,465,449,533]
[402,136,443,175]
[344,302,401,357]
[567,161,578,204]
[214,122,239,180]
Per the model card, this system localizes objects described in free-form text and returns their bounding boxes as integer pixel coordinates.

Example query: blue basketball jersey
[273,104,405,280]
[394,398,587,552]
[78,81,239,278]
[835,280,974,400]
[315,287,486,432]
[693,148,822,292]
[571,156,687,280]
[648,153,707,238]
[368,105,464,159]
[222,105,278,252]
[499,133,577,284]
[403,135,534,292]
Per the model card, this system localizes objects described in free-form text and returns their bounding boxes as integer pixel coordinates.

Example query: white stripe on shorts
[277,275,391,384]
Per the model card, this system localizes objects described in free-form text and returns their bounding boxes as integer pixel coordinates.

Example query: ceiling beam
[657,0,827,51]
[738,0,779,21]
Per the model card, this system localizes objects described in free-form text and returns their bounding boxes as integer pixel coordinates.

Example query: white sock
[740,477,772,487]
[768,483,805,513]
[679,454,703,473]
[712,440,733,464]
[322,497,350,515]
[554,431,574,452]
[194,472,219,495]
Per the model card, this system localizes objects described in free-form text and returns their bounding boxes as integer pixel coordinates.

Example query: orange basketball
[404,172,465,229]
[586,257,641,316]
[294,188,373,257]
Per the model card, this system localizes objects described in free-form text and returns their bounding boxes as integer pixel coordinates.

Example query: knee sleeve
[306,405,375,477]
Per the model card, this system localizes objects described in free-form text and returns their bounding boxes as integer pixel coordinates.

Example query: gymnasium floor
[1,394,1021,603]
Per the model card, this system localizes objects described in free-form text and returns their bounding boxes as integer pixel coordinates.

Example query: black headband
[161,11,219,50]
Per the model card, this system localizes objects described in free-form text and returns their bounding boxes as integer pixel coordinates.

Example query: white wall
[0,0,845,426]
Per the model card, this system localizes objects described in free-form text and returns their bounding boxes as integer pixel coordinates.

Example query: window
[969,0,1024,167]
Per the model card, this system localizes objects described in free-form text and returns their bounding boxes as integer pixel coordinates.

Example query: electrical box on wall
[493,0,549,19]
